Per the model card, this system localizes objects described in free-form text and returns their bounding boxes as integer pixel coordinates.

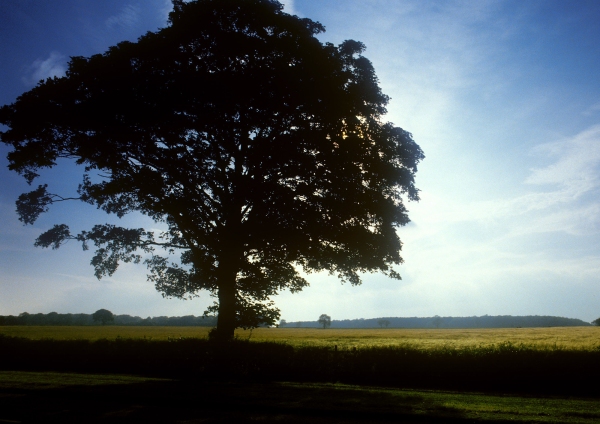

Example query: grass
[0,372,599,423]
[287,382,600,423]
[0,370,169,390]
[2,325,599,350]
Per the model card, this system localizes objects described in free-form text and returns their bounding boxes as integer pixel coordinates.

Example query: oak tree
[377,319,390,328]
[0,0,423,340]
[92,309,115,325]
[318,314,331,329]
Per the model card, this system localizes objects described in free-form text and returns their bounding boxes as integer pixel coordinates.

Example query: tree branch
[16,185,82,225]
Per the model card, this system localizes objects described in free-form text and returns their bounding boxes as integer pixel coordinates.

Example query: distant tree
[432,315,443,329]
[318,314,331,329]
[279,319,287,327]
[18,312,30,325]
[3,315,20,325]
[92,309,115,325]
[377,319,390,328]
[593,318,600,326]
[72,313,93,326]
[0,0,423,342]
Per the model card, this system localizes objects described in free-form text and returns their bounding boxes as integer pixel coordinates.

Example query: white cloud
[394,123,600,319]
[22,51,66,86]
[526,125,600,192]
[279,0,297,16]
[414,125,600,232]
[106,4,141,30]
[158,0,174,23]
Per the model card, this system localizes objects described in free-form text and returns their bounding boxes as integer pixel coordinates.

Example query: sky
[1,0,600,323]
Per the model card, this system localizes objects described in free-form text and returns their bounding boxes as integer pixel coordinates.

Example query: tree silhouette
[0,0,423,341]
[593,318,600,326]
[377,319,390,328]
[92,309,115,325]
[318,314,331,329]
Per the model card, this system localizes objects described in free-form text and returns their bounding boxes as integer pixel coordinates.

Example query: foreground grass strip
[1,373,599,423]
[278,382,600,423]
[0,371,170,390]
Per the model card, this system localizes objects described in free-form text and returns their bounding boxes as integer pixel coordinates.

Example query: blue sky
[1,0,600,322]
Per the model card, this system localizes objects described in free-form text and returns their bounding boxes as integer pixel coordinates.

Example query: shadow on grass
[0,373,504,423]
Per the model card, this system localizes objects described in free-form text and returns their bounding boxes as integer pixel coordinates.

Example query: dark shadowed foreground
[0,375,469,423]
[2,371,600,423]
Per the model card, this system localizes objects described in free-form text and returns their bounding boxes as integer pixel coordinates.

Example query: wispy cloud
[400,123,600,316]
[583,101,600,117]
[414,125,600,232]
[526,125,600,193]
[158,0,173,23]
[22,51,66,86]
[106,4,141,30]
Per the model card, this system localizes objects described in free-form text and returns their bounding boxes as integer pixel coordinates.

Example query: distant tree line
[0,312,218,327]
[1,313,591,328]
[286,315,591,329]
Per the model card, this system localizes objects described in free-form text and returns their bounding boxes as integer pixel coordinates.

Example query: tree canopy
[92,309,115,325]
[0,0,423,340]
[318,314,332,329]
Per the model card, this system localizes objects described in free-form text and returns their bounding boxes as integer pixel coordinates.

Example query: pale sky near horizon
[1,0,600,323]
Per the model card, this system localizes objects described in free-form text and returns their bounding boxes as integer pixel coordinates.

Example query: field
[2,325,599,350]
[1,326,600,422]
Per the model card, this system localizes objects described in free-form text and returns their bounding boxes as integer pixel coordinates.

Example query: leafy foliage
[91,309,115,325]
[0,0,423,339]
[377,319,390,328]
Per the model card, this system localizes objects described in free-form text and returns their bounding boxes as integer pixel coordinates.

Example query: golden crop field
[1,325,599,350]
[240,326,600,350]
[0,325,210,341]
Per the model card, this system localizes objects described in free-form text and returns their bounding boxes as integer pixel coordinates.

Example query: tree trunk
[214,173,244,341]
[214,251,239,341]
